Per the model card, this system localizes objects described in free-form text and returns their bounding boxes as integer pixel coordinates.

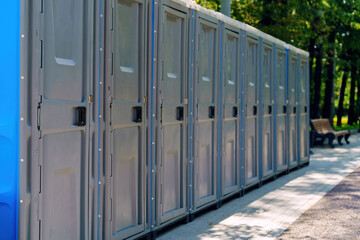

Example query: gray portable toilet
[219,15,242,198]
[190,4,220,211]
[287,47,299,169]
[153,0,190,227]
[275,43,289,173]
[299,53,310,164]
[243,25,260,187]
[21,0,101,239]
[260,34,275,179]
[103,0,148,238]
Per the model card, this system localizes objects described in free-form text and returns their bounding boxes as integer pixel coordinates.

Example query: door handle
[283,105,287,114]
[132,106,142,123]
[176,106,184,121]
[75,107,86,126]
[209,106,215,119]
[268,105,272,114]
[233,106,238,117]
[293,107,296,114]
[253,106,257,116]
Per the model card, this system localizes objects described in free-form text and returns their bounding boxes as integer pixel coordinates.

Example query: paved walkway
[158,134,360,240]
[277,166,360,239]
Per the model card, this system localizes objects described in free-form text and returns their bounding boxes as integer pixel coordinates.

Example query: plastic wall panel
[275,48,288,172]
[288,53,299,168]
[192,13,219,210]
[244,34,259,186]
[299,57,309,163]
[0,1,20,239]
[261,41,274,178]
[221,26,241,197]
[156,2,188,225]
[105,0,147,238]
[35,1,92,239]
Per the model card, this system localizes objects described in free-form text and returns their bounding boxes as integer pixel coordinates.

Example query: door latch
[209,106,215,119]
[75,107,86,126]
[132,106,142,123]
[176,106,184,121]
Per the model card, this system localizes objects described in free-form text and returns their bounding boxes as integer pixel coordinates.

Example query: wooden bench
[310,119,350,148]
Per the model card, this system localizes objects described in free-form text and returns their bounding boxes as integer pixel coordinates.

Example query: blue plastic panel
[0,1,20,239]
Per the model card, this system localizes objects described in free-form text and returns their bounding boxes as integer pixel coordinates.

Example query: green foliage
[196,0,360,120]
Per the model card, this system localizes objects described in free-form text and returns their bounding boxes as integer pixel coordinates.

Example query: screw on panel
[100,48,103,51]
[20,200,23,203]
[152,170,155,173]
[100,81,102,85]
[20,159,24,162]
[100,14,103,18]
[99,181,101,184]
[21,34,25,38]
[99,148,102,152]
[99,115,102,118]
[20,118,24,121]
[98,215,101,218]
[153,86,156,89]
[152,198,154,201]
[152,142,155,145]
[153,58,156,61]
[21,76,24,80]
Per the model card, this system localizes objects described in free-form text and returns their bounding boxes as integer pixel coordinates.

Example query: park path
[158,134,360,239]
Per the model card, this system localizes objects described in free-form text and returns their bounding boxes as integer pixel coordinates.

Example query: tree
[337,70,348,126]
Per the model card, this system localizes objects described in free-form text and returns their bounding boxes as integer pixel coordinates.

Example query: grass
[333,116,359,131]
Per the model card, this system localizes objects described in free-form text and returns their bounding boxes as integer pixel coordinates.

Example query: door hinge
[109,102,113,125]
[39,165,42,193]
[40,0,44,13]
[160,104,163,123]
[110,154,113,177]
[111,52,114,75]
[40,40,43,68]
[184,98,188,105]
[37,105,41,130]
[37,96,42,131]
[88,95,93,103]
[143,96,148,104]
[110,198,113,221]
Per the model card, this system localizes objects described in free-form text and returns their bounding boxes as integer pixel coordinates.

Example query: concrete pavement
[157,134,360,239]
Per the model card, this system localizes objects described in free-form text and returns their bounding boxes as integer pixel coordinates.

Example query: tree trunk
[309,38,316,119]
[312,44,323,119]
[322,31,336,121]
[357,67,360,123]
[348,64,357,125]
[337,71,348,127]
